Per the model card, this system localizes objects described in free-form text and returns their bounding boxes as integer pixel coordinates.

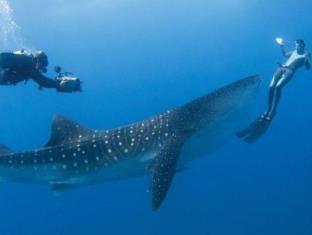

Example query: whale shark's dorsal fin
[45,115,96,147]
[0,144,13,156]
[150,137,184,210]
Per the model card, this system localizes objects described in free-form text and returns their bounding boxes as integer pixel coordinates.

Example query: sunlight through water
[0,0,24,50]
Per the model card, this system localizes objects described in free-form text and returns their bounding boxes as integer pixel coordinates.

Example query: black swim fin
[236,116,272,143]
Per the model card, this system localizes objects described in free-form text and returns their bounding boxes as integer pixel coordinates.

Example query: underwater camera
[54,66,82,92]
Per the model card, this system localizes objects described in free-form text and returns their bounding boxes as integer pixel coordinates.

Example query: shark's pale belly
[86,150,160,183]
[87,129,234,184]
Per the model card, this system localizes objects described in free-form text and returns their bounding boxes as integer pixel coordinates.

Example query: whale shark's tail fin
[0,144,13,156]
[236,116,272,143]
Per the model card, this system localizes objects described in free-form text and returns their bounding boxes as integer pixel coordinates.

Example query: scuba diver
[0,49,81,92]
[237,38,311,143]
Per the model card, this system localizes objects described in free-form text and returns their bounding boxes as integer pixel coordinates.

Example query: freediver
[0,49,81,92]
[237,38,311,143]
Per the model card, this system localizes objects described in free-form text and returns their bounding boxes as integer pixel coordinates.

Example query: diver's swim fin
[236,116,272,143]
[236,119,260,138]
[243,118,271,143]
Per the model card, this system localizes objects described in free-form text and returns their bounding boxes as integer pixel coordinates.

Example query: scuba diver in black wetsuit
[0,49,81,92]
[237,39,311,143]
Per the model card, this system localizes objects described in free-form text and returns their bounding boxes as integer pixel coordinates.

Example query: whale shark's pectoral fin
[149,138,184,210]
[45,115,97,147]
[147,160,186,174]
[0,144,13,156]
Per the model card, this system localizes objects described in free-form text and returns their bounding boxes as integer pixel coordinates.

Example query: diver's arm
[30,70,60,89]
[280,45,291,58]
[31,69,81,92]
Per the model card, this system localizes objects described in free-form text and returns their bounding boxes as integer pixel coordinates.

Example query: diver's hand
[56,77,82,93]
[275,37,284,46]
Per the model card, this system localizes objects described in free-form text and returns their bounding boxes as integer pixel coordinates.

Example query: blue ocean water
[0,0,311,234]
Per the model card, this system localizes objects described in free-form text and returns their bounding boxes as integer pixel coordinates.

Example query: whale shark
[0,75,260,210]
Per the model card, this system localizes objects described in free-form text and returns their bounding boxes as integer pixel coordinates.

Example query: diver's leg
[265,68,283,117]
[237,69,287,142]
[237,70,280,139]
[267,70,293,118]
[266,87,276,117]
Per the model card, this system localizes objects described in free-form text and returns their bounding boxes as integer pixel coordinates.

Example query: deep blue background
[0,0,311,234]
